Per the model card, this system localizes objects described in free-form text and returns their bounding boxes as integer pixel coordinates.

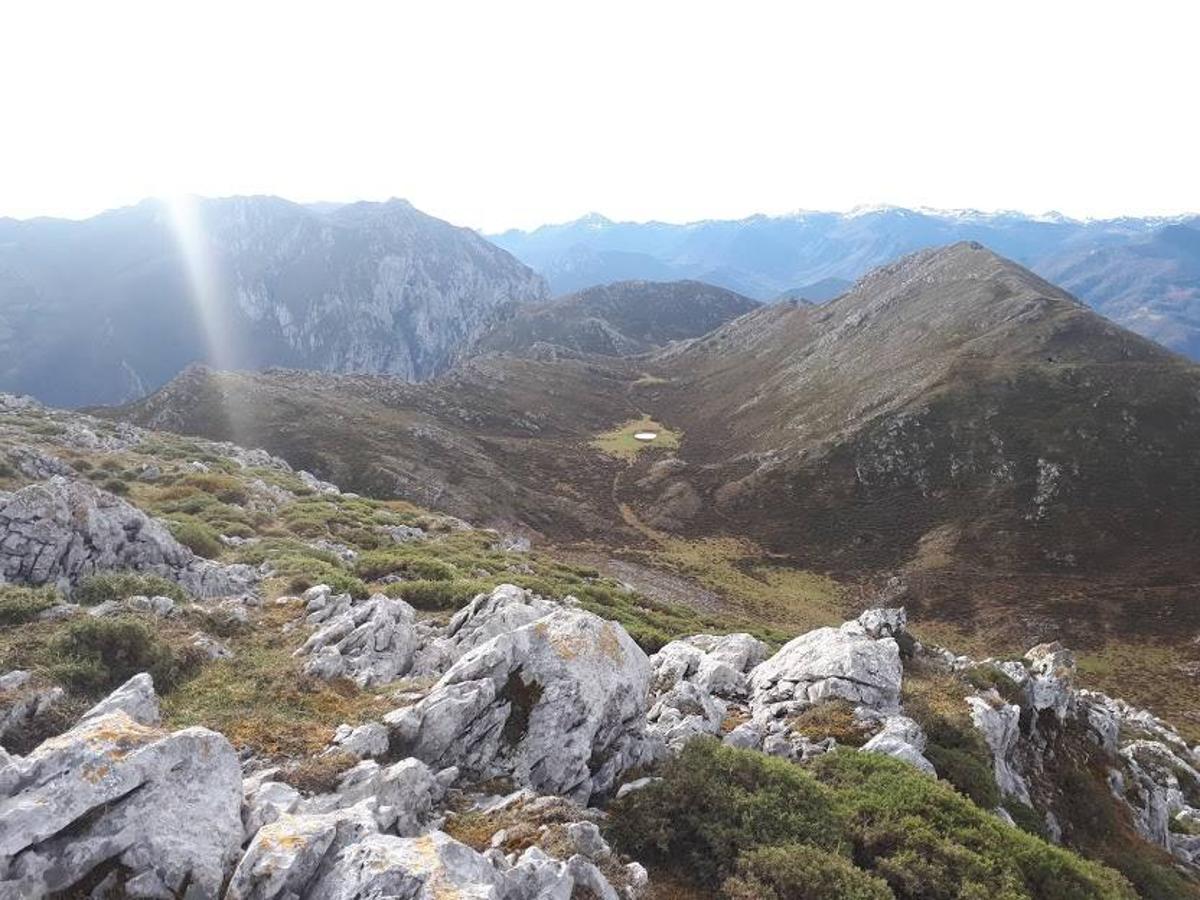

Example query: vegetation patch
[723,844,892,900]
[162,602,390,758]
[901,659,1000,808]
[590,416,681,461]
[0,585,59,625]
[787,699,872,747]
[609,740,1134,898]
[52,616,200,695]
[73,572,190,607]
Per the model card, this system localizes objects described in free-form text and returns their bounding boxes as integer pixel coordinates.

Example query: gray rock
[647,680,726,752]
[651,632,768,698]
[302,758,448,836]
[749,619,902,715]
[305,830,512,899]
[328,721,390,759]
[387,607,658,802]
[296,593,419,687]
[412,583,559,676]
[80,673,160,726]
[967,697,1031,804]
[126,594,177,617]
[846,606,907,639]
[382,524,428,544]
[0,477,256,598]
[190,631,233,661]
[6,445,74,480]
[860,714,936,774]
[0,708,242,896]
[565,821,611,860]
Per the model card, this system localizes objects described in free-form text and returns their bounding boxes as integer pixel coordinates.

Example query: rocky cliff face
[0,196,548,406]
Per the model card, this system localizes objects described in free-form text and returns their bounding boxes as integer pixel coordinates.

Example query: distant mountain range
[0,197,547,407]
[491,207,1200,358]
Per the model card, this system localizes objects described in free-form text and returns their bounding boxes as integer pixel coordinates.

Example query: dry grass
[162,602,392,758]
[787,699,871,747]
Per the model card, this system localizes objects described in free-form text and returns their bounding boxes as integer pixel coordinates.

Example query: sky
[1,0,1197,232]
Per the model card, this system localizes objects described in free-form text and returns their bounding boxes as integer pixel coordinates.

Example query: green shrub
[722,844,893,900]
[181,473,248,505]
[1004,800,1050,840]
[0,585,59,625]
[918,711,1001,809]
[169,519,224,558]
[233,541,367,598]
[73,572,189,607]
[809,751,1135,900]
[102,477,129,495]
[608,739,846,887]
[356,550,458,582]
[53,617,195,694]
[382,578,491,610]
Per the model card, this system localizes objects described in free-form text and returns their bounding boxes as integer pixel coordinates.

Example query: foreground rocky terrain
[2,396,1200,897]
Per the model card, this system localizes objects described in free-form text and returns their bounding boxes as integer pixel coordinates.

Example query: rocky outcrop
[647,680,726,752]
[410,583,559,676]
[749,610,904,717]
[295,587,419,686]
[0,705,243,895]
[386,607,659,801]
[650,632,768,698]
[0,477,256,598]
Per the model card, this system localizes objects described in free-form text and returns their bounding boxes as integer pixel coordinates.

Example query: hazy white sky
[1,0,1196,231]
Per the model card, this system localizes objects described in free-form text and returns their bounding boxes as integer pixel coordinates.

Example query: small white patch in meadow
[633,431,658,442]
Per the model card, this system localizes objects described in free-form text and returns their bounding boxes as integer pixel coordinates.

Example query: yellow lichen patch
[257,817,318,852]
[596,623,625,662]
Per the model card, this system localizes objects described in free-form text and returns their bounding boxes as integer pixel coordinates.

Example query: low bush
[356,550,459,582]
[382,578,491,610]
[181,472,248,505]
[73,572,189,607]
[53,617,196,694]
[809,750,1135,900]
[607,739,846,887]
[168,518,224,558]
[101,477,129,495]
[0,585,59,625]
[722,844,893,900]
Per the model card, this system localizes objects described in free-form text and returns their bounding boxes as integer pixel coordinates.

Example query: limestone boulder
[0,695,242,896]
[387,607,658,801]
[749,616,903,716]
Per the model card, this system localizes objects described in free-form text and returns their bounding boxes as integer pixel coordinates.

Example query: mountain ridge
[491,207,1200,358]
